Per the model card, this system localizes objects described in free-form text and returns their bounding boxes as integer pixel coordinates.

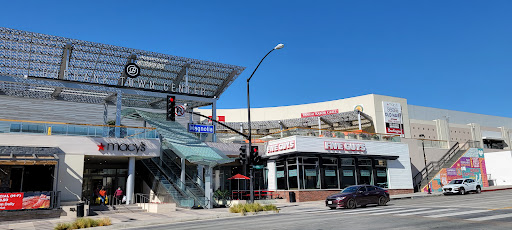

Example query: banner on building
[383,101,404,134]
[0,192,51,211]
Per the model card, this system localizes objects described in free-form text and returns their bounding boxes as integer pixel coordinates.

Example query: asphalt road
[131,190,512,230]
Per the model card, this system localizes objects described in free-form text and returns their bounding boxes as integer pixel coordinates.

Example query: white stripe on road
[346,207,406,214]
[465,213,512,221]
[395,209,456,216]
[426,209,491,218]
[369,208,431,215]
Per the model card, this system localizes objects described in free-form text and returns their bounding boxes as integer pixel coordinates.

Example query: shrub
[54,217,111,230]
[229,203,279,214]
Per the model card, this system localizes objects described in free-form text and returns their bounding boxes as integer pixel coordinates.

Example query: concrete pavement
[2,185,512,230]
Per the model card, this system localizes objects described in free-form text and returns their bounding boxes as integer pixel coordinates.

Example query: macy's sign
[97,142,146,153]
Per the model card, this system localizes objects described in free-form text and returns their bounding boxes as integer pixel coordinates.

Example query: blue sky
[2,1,511,117]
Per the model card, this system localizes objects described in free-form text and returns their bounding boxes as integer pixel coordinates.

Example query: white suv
[442,179,481,195]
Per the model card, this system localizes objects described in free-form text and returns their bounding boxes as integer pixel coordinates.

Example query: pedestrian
[99,187,107,205]
[115,187,123,204]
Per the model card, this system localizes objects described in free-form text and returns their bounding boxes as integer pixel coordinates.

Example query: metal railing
[413,140,480,191]
[216,128,401,143]
[0,119,158,139]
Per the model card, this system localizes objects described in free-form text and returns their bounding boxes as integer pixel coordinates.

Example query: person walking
[99,187,107,205]
[115,187,123,205]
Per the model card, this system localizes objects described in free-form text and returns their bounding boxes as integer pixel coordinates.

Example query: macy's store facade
[264,136,414,202]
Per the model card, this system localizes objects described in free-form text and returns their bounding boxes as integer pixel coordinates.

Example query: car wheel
[329,207,336,210]
[476,187,481,194]
[459,187,465,195]
[378,196,388,206]
[345,199,356,209]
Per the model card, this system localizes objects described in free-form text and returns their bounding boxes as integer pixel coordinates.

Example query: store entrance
[82,156,128,205]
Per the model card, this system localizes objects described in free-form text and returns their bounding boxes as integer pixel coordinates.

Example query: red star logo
[97,143,105,151]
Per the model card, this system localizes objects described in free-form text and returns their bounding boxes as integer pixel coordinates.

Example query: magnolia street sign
[188,124,215,133]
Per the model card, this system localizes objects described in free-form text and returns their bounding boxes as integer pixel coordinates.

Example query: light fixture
[274,44,284,50]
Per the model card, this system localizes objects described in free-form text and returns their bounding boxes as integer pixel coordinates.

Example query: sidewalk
[0,207,242,230]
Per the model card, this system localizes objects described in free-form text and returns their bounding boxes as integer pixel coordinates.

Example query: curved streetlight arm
[247,49,275,82]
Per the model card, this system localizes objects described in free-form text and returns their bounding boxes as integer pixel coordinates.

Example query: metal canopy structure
[0,27,245,109]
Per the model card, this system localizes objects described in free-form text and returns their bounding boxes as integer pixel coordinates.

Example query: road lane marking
[465,213,512,221]
[345,207,406,214]
[426,209,491,218]
[395,208,456,216]
[488,207,512,210]
[369,208,431,215]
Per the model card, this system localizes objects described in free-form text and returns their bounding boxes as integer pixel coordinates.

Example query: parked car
[442,179,481,195]
[325,185,390,209]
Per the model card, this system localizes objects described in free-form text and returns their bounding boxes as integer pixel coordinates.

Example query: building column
[115,92,122,138]
[214,169,220,191]
[469,123,484,148]
[197,165,204,187]
[500,127,511,150]
[181,158,186,189]
[204,166,213,209]
[212,100,217,143]
[267,160,277,190]
[126,157,135,204]
[435,119,450,148]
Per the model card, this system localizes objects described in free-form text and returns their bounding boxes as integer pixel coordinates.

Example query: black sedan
[325,185,390,209]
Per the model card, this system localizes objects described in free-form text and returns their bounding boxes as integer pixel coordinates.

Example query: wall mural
[423,148,488,192]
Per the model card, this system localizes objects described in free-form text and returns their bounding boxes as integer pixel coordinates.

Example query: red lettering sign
[301,109,339,118]
[0,193,23,210]
[324,141,366,152]
[266,141,296,154]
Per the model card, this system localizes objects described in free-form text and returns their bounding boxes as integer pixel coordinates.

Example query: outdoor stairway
[89,204,145,215]
[161,150,206,203]
[413,140,480,191]
[140,159,193,207]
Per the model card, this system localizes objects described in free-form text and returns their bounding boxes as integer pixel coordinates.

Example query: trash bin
[288,191,296,203]
[76,202,85,218]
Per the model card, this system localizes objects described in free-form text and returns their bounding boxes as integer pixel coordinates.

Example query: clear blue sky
[2,1,511,117]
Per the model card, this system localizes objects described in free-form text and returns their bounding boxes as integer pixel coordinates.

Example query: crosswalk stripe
[346,207,406,214]
[465,213,512,221]
[395,208,456,216]
[426,209,491,218]
[369,208,431,215]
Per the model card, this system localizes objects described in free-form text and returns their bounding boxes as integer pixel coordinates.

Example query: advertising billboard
[383,101,404,134]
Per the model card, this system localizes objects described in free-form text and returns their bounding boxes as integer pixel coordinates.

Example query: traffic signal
[251,146,260,164]
[166,95,176,121]
[239,145,247,164]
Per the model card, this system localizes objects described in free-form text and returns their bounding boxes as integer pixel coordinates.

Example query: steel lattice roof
[0,27,245,109]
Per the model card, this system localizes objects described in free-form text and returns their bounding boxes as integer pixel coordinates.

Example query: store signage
[0,192,50,211]
[288,169,298,177]
[97,142,146,153]
[383,101,404,134]
[266,140,296,154]
[343,170,354,177]
[377,170,387,177]
[188,124,215,133]
[324,141,366,152]
[124,63,141,78]
[301,109,339,118]
[276,171,285,178]
[361,170,371,177]
[305,169,317,177]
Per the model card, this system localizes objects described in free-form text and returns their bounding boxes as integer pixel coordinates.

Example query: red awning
[228,174,250,180]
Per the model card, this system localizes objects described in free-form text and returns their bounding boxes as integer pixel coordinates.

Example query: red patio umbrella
[228,174,250,199]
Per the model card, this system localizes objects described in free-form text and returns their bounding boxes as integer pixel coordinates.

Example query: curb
[482,187,512,193]
[390,193,443,200]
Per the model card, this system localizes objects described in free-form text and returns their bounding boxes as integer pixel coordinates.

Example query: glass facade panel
[341,166,356,188]
[287,165,298,189]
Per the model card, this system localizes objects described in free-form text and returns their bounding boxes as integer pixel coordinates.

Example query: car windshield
[449,180,463,184]
[341,186,359,193]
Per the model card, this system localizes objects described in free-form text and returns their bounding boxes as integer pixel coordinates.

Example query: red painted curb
[482,187,512,192]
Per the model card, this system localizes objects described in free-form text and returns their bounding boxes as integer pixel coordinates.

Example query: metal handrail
[413,140,479,191]
[140,159,181,204]
[162,150,205,194]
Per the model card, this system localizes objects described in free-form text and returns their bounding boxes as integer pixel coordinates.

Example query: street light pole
[419,134,431,194]
[247,43,284,203]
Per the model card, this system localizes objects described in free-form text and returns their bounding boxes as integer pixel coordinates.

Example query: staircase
[413,140,480,192]
[89,204,145,215]
[140,159,194,207]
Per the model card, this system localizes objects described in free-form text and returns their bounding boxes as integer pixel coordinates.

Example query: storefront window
[375,160,388,188]
[358,159,373,185]
[322,158,338,189]
[288,165,299,189]
[340,158,356,188]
